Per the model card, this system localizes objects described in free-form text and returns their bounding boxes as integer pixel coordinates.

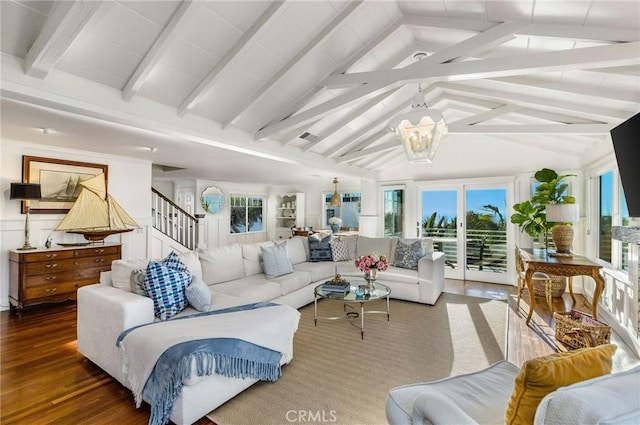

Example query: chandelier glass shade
[389,91,447,164]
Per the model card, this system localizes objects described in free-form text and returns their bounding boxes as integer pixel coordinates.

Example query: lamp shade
[546,203,579,223]
[10,183,41,200]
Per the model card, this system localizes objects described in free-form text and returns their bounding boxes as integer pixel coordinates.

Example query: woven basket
[554,310,611,350]
[533,275,567,298]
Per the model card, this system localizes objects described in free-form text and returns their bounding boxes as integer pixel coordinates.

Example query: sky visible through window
[422,189,506,221]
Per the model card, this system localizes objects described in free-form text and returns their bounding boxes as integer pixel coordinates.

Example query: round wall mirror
[201,186,225,214]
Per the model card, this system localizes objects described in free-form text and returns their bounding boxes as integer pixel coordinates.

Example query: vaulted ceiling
[1,0,639,184]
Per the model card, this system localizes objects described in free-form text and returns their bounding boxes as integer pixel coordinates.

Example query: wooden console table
[518,248,605,325]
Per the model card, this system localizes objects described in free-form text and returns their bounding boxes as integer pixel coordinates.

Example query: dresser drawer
[25,255,119,275]
[73,245,121,258]
[24,281,79,300]
[25,266,111,287]
[22,250,76,263]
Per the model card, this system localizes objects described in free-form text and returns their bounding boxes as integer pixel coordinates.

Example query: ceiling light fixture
[388,53,448,164]
[330,177,342,207]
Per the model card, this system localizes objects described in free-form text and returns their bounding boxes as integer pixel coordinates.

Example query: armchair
[386,344,639,425]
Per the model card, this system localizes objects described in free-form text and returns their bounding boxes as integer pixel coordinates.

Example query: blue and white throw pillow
[308,234,333,262]
[330,239,351,262]
[143,251,192,320]
[261,243,294,278]
[394,239,424,270]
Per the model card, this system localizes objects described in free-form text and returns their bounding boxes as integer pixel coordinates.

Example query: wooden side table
[518,248,605,325]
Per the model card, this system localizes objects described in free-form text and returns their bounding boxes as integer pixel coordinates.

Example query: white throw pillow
[111,258,151,291]
[178,250,203,279]
[261,243,294,278]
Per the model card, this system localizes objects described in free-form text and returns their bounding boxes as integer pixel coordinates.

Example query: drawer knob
[45,264,58,269]
[44,288,57,293]
[45,276,57,281]
[94,258,105,263]
[45,254,58,259]
[95,249,105,254]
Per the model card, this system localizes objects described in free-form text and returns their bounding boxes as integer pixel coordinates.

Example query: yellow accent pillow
[505,343,617,425]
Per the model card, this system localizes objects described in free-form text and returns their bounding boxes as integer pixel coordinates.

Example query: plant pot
[331,224,340,233]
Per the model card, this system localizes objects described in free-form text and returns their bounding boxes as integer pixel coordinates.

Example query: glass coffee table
[313,282,391,339]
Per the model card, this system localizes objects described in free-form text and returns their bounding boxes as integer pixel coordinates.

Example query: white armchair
[386,345,639,425]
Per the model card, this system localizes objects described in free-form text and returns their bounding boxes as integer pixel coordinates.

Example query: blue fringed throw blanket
[117,302,300,425]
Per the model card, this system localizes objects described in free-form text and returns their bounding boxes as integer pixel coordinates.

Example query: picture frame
[22,156,108,214]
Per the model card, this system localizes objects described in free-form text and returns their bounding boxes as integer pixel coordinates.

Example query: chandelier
[388,54,448,163]
[330,177,342,207]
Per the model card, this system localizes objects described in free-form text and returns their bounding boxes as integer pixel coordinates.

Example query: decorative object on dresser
[9,244,121,313]
[9,182,42,250]
[55,173,139,243]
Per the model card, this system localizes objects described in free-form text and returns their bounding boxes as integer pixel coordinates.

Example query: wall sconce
[10,183,42,250]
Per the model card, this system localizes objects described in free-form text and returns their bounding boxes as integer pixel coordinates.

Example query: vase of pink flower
[355,253,388,291]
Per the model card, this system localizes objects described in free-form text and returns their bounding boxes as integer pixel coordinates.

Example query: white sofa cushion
[356,236,392,259]
[211,275,282,303]
[269,270,312,295]
[111,258,151,291]
[534,365,640,425]
[285,236,308,265]
[241,241,275,276]
[294,261,337,283]
[198,244,245,285]
[178,250,203,279]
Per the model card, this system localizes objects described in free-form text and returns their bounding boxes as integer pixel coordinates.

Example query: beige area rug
[207,293,508,425]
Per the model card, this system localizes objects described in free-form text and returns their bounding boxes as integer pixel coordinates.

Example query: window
[230,195,264,234]
[598,171,613,262]
[384,188,404,237]
[324,192,361,229]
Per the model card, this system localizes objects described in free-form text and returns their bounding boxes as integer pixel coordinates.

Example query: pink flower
[355,253,387,273]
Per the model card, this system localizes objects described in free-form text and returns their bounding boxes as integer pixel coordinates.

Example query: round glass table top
[314,282,391,302]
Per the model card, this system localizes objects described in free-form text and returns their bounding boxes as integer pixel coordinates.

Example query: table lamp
[10,183,42,250]
[546,203,580,255]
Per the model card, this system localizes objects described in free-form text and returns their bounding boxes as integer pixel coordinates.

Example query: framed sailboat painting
[22,156,108,214]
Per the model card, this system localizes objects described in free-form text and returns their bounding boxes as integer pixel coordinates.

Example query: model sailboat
[56,173,139,242]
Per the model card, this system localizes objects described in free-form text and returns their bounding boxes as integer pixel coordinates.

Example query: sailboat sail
[56,173,138,240]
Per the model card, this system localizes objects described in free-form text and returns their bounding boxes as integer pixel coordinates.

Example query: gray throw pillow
[394,239,424,270]
[261,243,294,278]
[185,276,212,312]
[130,269,147,296]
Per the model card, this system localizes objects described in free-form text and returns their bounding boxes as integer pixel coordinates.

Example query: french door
[419,180,513,284]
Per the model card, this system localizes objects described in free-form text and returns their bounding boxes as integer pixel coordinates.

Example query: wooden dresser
[9,243,121,313]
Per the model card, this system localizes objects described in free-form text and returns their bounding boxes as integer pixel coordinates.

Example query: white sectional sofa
[77,235,446,425]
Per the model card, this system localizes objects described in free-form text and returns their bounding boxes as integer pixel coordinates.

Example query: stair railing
[151,188,198,250]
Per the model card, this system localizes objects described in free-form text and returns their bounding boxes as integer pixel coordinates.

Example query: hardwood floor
[2,281,638,425]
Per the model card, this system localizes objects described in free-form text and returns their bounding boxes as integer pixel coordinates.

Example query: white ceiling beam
[450,104,520,126]
[325,39,640,88]
[324,21,528,87]
[222,1,365,129]
[24,1,106,78]
[347,131,396,155]
[515,108,601,125]
[336,138,398,164]
[123,0,194,102]
[298,88,400,150]
[491,76,640,104]
[176,1,286,115]
[440,82,632,120]
[364,149,405,172]
[447,123,613,134]
[402,15,639,43]
[256,22,524,140]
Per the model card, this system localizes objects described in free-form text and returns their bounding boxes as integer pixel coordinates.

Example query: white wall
[0,139,152,310]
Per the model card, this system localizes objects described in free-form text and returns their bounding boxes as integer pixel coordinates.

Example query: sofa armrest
[417,252,446,304]
[77,284,154,385]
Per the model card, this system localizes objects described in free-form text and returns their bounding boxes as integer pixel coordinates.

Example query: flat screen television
[610,112,640,222]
